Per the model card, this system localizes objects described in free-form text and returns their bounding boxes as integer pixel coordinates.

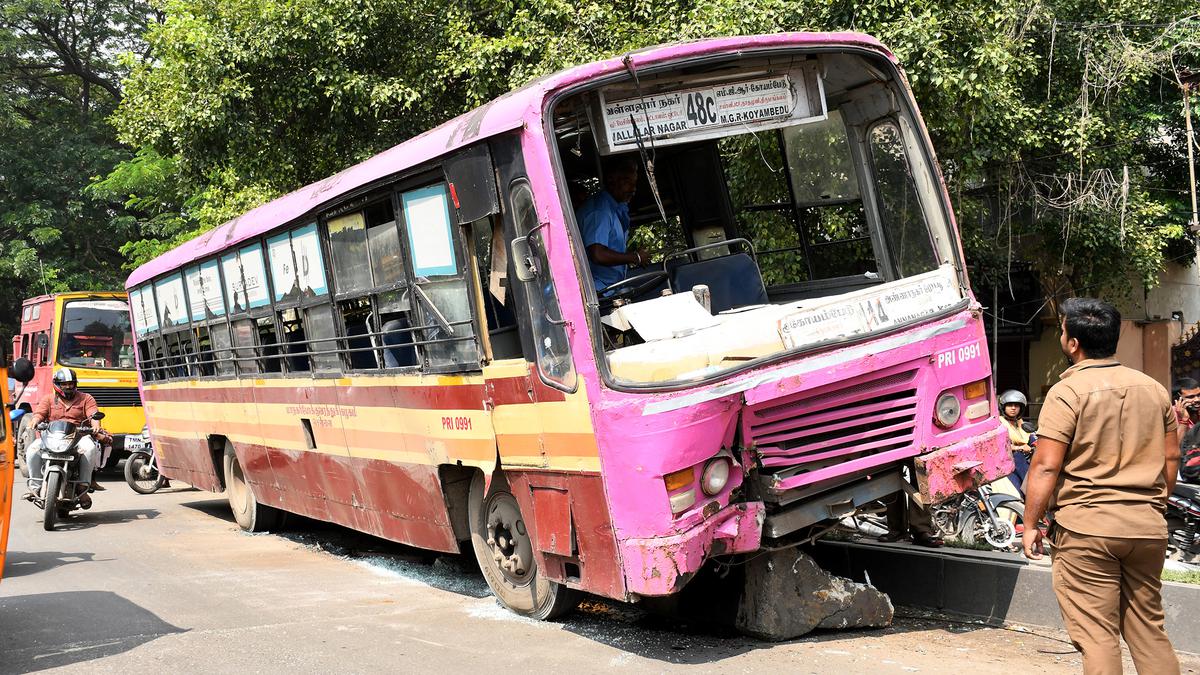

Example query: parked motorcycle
[29,411,106,531]
[124,426,167,494]
[1167,481,1200,561]
[931,481,1026,550]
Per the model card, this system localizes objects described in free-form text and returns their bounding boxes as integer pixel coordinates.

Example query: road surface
[2,473,1196,673]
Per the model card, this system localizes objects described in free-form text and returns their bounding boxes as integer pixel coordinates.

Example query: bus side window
[509,180,576,390]
[399,183,482,373]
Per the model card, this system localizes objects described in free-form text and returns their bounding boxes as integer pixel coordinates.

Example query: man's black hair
[1059,297,1120,359]
[1174,377,1200,399]
[601,153,639,177]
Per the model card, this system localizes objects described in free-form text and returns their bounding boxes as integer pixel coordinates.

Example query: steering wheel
[598,270,669,312]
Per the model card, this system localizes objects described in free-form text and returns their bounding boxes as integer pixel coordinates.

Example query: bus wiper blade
[623,55,670,229]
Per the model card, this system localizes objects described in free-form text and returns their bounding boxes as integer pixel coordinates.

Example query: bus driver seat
[667,240,768,314]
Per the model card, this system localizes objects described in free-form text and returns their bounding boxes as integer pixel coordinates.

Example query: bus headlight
[934,392,961,428]
[700,458,731,496]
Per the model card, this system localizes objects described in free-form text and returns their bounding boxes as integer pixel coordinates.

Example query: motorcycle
[124,426,168,494]
[1167,481,1200,562]
[9,407,29,478]
[931,480,1027,550]
[29,411,106,531]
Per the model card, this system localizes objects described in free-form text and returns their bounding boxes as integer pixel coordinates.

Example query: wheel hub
[484,493,533,583]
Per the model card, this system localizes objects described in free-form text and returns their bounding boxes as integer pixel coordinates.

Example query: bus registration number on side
[936,342,981,369]
[442,416,472,431]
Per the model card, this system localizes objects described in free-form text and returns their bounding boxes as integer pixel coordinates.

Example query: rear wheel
[468,472,578,620]
[42,471,62,531]
[125,451,165,494]
[223,443,280,532]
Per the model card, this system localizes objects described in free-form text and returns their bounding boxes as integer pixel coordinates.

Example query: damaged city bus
[126,32,1011,627]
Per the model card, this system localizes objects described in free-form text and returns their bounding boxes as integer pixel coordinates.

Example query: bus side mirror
[11,357,34,384]
[37,333,49,350]
[510,236,537,282]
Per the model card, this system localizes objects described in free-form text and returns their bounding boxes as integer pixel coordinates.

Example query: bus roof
[125,31,891,289]
[22,291,128,306]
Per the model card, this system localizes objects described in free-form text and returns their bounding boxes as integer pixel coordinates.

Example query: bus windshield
[552,52,963,386]
[57,299,136,370]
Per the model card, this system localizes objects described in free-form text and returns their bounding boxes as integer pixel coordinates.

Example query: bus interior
[550,50,961,385]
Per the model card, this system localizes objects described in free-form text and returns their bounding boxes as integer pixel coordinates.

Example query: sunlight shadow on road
[0,590,186,673]
[1,550,114,580]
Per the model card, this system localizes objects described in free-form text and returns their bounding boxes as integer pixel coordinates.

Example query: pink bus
[126,32,1011,621]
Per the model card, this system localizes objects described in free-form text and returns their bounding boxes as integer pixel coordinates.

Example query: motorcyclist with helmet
[22,368,111,508]
[999,389,1036,490]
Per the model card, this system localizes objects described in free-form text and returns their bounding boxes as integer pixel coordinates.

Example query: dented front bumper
[914,422,1012,504]
[619,501,765,597]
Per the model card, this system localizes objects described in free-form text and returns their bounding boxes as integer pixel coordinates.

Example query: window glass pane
[239,244,270,309]
[221,252,247,314]
[256,316,282,373]
[57,299,135,369]
[210,323,235,376]
[328,212,372,294]
[870,122,939,277]
[402,184,458,277]
[31,305,40,321]
[130,286,159,336]
[154,273,188,329]
[512,183,574,388]
[304,304,340,371]
[364,200,405,287]
[291,223,329,297]
[230,318,258,375]
[783,110,860,205]
[22,306,30,322]
[193,325,214,376]
[415,280,478,370]
[338,297,377,369]
[186,261,225,320]
[268,232,299,303]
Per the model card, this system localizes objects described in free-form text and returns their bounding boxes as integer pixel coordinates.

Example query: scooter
[124,425,168,494]
[28,411,106,531]
[1167,481,1200,562]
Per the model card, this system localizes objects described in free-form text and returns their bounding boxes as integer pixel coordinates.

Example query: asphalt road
[3,472,1197,674]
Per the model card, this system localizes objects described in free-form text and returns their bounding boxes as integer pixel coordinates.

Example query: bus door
[482,138,581,471]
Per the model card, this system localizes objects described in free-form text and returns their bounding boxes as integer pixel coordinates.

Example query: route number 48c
[687,92,717,126]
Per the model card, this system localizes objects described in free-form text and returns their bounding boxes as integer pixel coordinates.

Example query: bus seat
[669,252,768,314]
[382,319,418,368]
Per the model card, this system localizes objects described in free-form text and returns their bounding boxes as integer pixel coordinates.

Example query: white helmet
[998,390,1027,408]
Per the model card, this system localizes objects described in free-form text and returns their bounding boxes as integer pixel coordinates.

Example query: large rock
[736,548,893,640]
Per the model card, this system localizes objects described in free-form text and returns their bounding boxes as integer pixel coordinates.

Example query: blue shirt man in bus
[577,155,649,292]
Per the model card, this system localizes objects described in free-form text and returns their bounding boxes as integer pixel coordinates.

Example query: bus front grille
[742,368,919,498]
[78,386,143,407]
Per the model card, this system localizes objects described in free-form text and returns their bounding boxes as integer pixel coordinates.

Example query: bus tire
[222,442,280,532]
[468,472,578,620]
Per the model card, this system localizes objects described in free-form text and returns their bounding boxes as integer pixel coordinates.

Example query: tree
[0,0,155,335]
[110,0,1200,305]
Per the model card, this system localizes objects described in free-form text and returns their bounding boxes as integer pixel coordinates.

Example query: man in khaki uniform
[1023,297,1180,674]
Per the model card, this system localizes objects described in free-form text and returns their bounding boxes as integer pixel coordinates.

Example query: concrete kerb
[810,539,1200,652]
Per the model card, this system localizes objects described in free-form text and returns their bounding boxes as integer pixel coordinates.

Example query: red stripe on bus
[143,372,567,409]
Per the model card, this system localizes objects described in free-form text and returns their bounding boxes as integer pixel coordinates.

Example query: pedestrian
[1023,297,1180,674]
[1172,376,1200,437]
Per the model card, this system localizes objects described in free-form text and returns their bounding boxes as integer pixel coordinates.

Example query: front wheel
[42,471,62,531]
[468,472,578,620]
[125,451,165,494]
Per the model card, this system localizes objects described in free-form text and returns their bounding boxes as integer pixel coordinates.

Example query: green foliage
[105,0,1200,305]
[0,0,154,336]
